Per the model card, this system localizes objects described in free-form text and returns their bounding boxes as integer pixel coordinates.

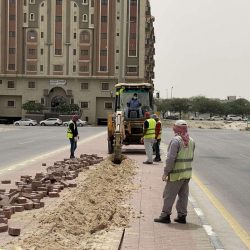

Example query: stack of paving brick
[0,154,103,236]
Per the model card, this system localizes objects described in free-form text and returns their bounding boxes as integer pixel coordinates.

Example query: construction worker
[67,115,79,159]
[151,114,162,162]
[141,112,156,164]
[125,93,143,118]
[154,120,195,224]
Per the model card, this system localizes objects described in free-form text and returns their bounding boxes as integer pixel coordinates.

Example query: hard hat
[72,115,79,121]
[151,114,158,119]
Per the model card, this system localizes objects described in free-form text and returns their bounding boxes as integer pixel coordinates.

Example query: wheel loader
[107,83,154,163]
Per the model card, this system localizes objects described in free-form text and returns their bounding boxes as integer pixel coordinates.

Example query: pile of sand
[6,157,137,250]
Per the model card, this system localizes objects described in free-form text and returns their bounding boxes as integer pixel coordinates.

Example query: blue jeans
[69,138,77,158]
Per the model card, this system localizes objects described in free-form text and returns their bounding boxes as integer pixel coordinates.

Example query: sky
[150,0,250,100]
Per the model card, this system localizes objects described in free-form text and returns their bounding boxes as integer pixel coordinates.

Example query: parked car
[14,118,37,126]
[226,115,242,121]
[210,116,224,121]
[164,115,179,120]
[190,116,204,120]
[39,118,62,126]
[63,119,87,127]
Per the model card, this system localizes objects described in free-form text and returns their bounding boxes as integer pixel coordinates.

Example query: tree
[225,98,250,117]
[155,99,171,118]
[168,98,191,119]
[22,101,45,113]
[55,103,80,114]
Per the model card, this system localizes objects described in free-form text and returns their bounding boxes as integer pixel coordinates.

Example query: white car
[40,118,63,126]
[210,116,224,121]
[14,118,37,126]
[226,115,242,121]
[190,116,204,120]
[63,119,87,127]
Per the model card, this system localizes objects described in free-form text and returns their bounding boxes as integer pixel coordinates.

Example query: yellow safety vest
[66,120,75,139]
[144,118,156,139]
[169,136,194,181]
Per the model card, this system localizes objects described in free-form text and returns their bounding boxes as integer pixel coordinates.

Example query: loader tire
[108,138,114,154]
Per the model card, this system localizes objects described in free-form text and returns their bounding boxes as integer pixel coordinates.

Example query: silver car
[14,118,37,126]
[63,119,87,127]
[40,118,63,126]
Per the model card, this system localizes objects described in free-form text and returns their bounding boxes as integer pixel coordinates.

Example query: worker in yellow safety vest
[141,112,156,164]
[154,120,195,224]
[151,114,162,162]
[67,115,79,159]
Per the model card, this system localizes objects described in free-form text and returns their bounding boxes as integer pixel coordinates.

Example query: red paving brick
[0,133,214,249]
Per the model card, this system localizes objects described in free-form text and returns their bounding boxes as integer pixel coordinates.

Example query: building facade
[0,0,155,124]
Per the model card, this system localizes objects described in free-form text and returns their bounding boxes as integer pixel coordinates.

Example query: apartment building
[0,0,155,124]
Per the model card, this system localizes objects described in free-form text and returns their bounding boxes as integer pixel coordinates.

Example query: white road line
[203,225,216,236]
[19,140,33,145]
[0,131,106,174]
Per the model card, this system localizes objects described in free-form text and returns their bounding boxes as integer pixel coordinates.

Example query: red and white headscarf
[173,120,189,147]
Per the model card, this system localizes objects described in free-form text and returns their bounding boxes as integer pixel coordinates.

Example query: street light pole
[171,86,173,99]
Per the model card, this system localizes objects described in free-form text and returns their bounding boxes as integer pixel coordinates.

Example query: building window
[24,0,27,6]
[41,15,44,22]
[28,81,36,88]
[7,81,15,88]
[8,64,15,70]
[127,66,137,73]
[41,32,44,38]
[9,15,16,21]
[41,49,44,55]
[28,48,36,55]
[104,102,113,109]
[9,48,16,54]
[74,33,77,39]
[130,33,136,39]
[101,33,107,39]
[30,13,35,21]
[54,65,63,71]
[56,0,62,5]
[82,14,88,22]
[131,0,137,6]
[79,65,89,72]
[9,31,16,37]
[130,16,136,22]
[101,82,109,91]
[116,33,119,36]
[0,80,2,84]
[116,49,119,53]
[81,82,89,90]
[100,66,107,72]
[55,32,62,39]
[91,14,94,24]
[24,13,27,22]
[101,0,108,5]
[129,50,136,56]
[55,49,62,55]
[40,65,44,71]
[7,100,15,107]
[81,102,89,109]
[71,98,74,105]
[41,98,45,104]
[27,64,37,71]
[73,49,76,55]
[55,16,62,22]
[91,0,94,7]
[82,0,88,5]
[73,65,76,72]
[100,49,107,56]
[80,31,90,43]
[29,0,35,4]
[80,49,89,56]
[74,16,77,22]
[101,16,107,22]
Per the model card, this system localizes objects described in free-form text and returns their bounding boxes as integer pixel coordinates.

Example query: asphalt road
[0,125,106,170]
[162,128,250,237]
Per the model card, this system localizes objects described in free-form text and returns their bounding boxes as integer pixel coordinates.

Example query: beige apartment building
[0,0,155,124]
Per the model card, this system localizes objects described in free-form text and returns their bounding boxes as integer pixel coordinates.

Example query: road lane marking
[18,140,33,145]
[193,173,250,249]
[0,131,106,175]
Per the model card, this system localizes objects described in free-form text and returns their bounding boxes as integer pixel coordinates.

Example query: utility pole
[171,86,173,98]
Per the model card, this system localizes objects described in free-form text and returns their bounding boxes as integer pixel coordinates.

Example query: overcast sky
[150,0,250,100]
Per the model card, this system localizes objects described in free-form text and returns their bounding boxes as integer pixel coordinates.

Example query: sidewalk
[121,148,214,250]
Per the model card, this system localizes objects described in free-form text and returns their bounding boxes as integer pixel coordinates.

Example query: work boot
[174,215,186,224]
[153,158,161,162]
[154,215,171,224]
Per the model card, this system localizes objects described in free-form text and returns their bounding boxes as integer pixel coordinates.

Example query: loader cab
[115,83,153,119]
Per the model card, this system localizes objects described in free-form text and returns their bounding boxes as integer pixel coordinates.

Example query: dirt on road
[3,157,137,250]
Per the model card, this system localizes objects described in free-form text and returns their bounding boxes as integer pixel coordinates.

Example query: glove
[162,174,168,182]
